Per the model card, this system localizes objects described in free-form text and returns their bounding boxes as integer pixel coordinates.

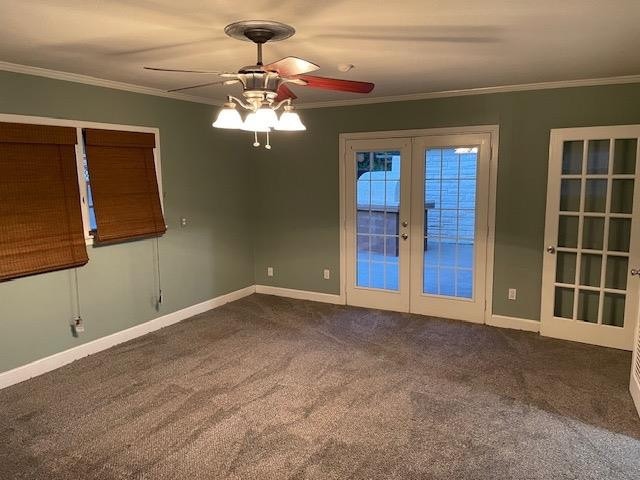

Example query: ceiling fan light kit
[146,20,375,149]
[275,105,306,131]
[211,102,243,129]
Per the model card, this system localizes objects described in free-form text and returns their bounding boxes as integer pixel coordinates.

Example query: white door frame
[339,125,500,323]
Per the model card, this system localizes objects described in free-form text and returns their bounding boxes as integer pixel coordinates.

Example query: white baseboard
[487,314,540,333]
[0,285,256,390]
[255,285,345,305]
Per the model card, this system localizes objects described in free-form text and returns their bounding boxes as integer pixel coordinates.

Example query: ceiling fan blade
[276,83,297,102]
[321,33,500,43]
[296,75,374,94]
[167,79,237,93]
[263,56,320,77]
[145,66,222,74]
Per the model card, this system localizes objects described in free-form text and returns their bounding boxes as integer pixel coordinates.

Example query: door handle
[401,233,408,240]
[546,246,556,254]
[631,268,640,276]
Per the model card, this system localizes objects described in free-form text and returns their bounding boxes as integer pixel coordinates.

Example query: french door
[344,138,412,311]
[410,134,491,322]
[344,132,492,322]
[541,126,640,350]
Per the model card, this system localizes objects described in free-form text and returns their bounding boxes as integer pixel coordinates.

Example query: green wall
[0,71,255,372]
[2,70,640,374]
[252,83,640,321]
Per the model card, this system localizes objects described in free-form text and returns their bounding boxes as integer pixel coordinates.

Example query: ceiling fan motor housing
[237,72,281,105]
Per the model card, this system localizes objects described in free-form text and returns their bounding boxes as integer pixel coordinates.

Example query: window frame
[0,114,163,245]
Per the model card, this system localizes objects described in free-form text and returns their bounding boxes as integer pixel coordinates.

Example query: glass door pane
[423,147,477,299]
[356,150,401,291]
[551,137,637,328]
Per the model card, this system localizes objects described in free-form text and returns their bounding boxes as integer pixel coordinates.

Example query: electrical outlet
[323,269,330,280]
[180,217,188,227]
[267,266,274,277]
[508,288,517,301]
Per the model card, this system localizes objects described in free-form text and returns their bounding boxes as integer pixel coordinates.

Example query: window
[82,128,165,244]
[0,114,164,247]
[82,153,97,232]
[0,121,89,281]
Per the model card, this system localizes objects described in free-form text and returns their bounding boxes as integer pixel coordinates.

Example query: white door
[631,294,640,418]
[541,126,640,350]
[409,134,491,323]
[345,138,412,311]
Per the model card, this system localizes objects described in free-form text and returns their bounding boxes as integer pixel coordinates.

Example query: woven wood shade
[84,129,165,244]
[0,122,88,282]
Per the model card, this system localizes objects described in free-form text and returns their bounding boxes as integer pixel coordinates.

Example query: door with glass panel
[541,126,640,350]
[345,138,412,311]
[631,297,640,417]
[409,134,491,323]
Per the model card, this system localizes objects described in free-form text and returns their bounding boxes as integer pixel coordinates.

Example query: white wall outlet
[180,217,188,227]
[267,267,274,277]
[323,269,330,280]
[508,288,517,301]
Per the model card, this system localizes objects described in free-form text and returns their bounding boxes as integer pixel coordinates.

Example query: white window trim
[0,113,163,245]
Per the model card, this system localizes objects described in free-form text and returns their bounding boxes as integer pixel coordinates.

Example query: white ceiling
[0,0,639,105]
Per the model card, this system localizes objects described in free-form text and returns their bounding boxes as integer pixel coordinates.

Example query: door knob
[401,221,408,227]
[631,268,640,276]
[546,246,556,254]
[401,233,408,240]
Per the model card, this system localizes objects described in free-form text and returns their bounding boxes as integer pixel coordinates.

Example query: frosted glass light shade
[255,107,279,128]
[241,112,271,132]
[276,110,306,131]
[212,104,243,129]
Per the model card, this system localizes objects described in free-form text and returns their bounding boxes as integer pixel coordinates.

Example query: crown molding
[1,60,639,110]
[297,74,640,109]
[0,60,223,107]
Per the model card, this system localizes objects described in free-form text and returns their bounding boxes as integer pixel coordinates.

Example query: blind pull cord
[72,268,85,334]
[156,236,163,306]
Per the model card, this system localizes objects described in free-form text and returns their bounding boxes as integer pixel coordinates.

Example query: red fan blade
[276,83,297,102]
[296,75,374,93]
[263,56,320,76]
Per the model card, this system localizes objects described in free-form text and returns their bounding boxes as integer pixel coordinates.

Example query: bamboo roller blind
[0,122,88,282]
[84,129,166,244]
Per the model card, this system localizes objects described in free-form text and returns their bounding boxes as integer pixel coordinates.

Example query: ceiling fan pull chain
[253,131,260,147]
[265,131,272,150]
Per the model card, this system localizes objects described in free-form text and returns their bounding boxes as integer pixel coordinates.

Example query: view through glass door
[541,126,640,350]
[344,132,492,320]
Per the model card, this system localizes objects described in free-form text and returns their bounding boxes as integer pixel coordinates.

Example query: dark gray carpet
[1,294,639,479]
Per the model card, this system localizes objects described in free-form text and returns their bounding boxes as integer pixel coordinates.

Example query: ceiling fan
[145,20,375,149]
